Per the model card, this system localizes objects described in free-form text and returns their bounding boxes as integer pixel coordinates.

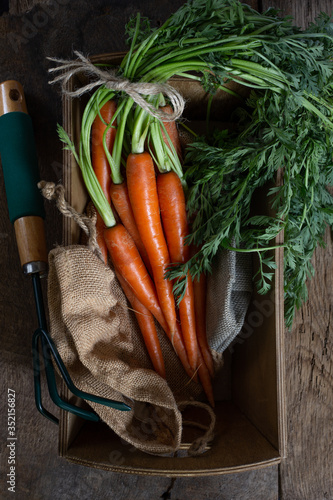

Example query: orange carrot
[161,104,182,161]
[114,267,166,379]
[91,99,117,203]
[104,223,166,329]
[110,180,153,275]
[168,322,197,381]
[156,170,190,262]
[157,170,198,373]
[197,348,215,407]
[193,273,214,378]
[177,276,198,372]
[96,212,108,265]
[126,152,177,336]
[105,223,194,381]
[91,100,117,262]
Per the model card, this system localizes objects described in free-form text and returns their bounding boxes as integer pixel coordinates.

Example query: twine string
[47,50,185,122]
[177,400,216,456]
[38,181,103,260]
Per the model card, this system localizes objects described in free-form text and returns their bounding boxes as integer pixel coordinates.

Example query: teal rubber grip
[0,111,45,224]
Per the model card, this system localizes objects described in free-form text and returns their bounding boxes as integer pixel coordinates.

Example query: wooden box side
[59,401,280,477]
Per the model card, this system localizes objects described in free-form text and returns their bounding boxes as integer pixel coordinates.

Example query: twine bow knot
[47,50,185,122]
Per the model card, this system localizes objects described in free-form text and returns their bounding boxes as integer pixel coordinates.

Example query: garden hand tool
[0,80,131,424]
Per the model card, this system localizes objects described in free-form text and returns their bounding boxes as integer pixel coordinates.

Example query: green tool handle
[0,80,48,273]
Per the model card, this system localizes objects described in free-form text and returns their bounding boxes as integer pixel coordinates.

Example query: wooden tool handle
[13,216,48,272]
[0,80,28,115]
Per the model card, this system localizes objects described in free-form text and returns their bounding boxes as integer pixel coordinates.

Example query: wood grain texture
[261,0,333,28]
[0,0,332,499]
[281,229,333,499]
[14,216,48,267]
[260,2,333,499]
[0,80,27,115]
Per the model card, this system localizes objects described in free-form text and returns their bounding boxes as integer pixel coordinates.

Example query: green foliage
[79,0,333,328]
[169,84,333,327]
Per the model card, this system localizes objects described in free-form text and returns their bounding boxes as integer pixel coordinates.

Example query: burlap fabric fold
[206,248,253,353]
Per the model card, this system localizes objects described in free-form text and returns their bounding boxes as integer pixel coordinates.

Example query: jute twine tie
[38,181,103,260]
[47,50,185,122]
[178,400,215,456]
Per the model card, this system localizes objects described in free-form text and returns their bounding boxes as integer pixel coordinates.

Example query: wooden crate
[58,53,286,476]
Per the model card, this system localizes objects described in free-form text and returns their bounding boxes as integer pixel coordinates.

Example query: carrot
[96,212,108,265]
[160,104,182,161]
[114,267,166,379]
[104,223,167,329]
[126,151,177,336]
[193,273,214,378]
[91,100,152,273]
[156,170,190,262]
[177,275,198,372]
[117,263,194,380]
[168,321,197,381]
[110,180,153,275]
[157,170,198,373]
[91,99,117,203]
[91,99,117,263]
[197,348,215,408]
[105,222,195,380]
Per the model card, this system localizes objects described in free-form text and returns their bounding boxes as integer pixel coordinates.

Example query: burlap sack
[48,244,211,455]
[42,183,252,456]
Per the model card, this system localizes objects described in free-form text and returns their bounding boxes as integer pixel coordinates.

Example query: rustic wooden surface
[0,1,332,499]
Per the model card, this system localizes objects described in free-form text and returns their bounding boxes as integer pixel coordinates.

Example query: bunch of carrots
[78,92,215,407]
[56,0,277,409]
[53,0,333,411]
[58,0,321,408]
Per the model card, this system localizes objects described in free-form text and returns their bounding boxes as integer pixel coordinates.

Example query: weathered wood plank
[1,0,332,499]
[280,229,333,499]
[260,1,333,498]
[261,0,333,28]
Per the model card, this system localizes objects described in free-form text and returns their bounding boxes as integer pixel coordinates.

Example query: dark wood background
[0,1,332,498]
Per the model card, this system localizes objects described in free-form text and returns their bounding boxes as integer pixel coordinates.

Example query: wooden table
[0,1,332,498]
